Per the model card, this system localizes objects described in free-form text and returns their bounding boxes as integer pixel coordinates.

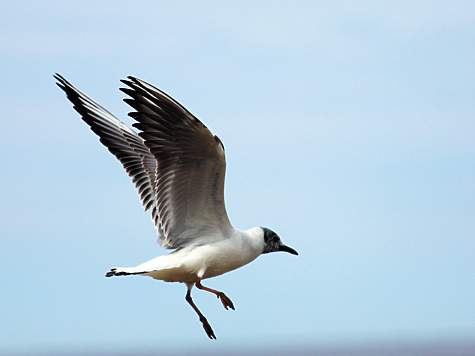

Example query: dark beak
[278,244,298,255]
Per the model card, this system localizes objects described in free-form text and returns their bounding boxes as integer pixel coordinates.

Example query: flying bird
[55,74,298,339]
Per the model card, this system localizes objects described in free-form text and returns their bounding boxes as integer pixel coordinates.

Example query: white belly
[142,234,263,283]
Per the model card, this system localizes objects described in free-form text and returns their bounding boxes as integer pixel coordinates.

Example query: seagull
[54,74,298,339]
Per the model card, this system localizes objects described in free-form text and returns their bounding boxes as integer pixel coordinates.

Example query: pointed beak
[278,244,298,255]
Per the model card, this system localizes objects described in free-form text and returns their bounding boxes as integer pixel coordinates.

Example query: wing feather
[54,73,157,216]
[55,74,233,249]
[121,77,233,248]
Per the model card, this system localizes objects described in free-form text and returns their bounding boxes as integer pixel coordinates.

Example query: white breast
[143,227,265,283]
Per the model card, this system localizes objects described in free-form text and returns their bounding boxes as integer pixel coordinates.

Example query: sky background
[1,1,474,354]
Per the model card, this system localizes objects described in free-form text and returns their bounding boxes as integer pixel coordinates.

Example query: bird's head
[261,227,298,255]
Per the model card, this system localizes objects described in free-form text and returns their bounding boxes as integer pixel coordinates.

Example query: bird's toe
[200,316,216,340]
[217,292,235,310]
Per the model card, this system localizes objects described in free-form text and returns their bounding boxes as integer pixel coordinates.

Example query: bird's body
[55,74,297,339]
[111,227,264,282]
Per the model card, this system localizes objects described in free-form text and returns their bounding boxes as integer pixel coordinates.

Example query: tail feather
[105,267,148,277]
[105,254,183,280]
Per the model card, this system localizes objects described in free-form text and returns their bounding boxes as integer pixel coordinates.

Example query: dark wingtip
[120,77,141,93]
[121,76,138,85]
[105,268,117,277]
[54,73,66,89]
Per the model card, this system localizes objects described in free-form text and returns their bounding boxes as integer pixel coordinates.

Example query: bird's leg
[185,288,216,340]
[195,277,235,311]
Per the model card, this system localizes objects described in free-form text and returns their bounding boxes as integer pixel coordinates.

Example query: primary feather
[55,74,232,249]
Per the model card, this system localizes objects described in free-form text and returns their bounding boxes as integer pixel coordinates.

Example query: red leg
[195,277,235,311]
[185,289,216,340]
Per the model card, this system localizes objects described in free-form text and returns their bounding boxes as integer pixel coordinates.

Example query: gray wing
[120,77,233,249]
[55,74,233,249]
[55,74,157,213]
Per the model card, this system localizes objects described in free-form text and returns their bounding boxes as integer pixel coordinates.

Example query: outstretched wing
[55,74,233,249]
[55,74,157,213]
[120,77,233,248]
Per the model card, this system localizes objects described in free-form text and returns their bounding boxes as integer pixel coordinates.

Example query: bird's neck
[237,227,265,256]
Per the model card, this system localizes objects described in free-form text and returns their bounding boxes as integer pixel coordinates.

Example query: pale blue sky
[1,1,474,354]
